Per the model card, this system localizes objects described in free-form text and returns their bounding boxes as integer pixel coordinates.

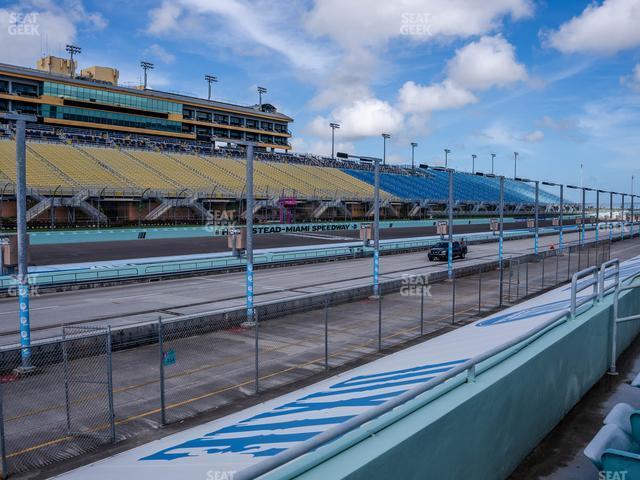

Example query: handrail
[238,259,625,480]
[235,308,572,480]
[608,275,640,374]
[598,258,620,301]
[570,266,599,318]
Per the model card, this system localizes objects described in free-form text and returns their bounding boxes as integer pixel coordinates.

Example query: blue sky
[2,0,640,201]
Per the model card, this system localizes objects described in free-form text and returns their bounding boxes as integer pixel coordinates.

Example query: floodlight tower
[411,142,418,170]
[257,86,267,109]
[205,74,218,100]
[471,154,477,174]
[491,153,496,174]
[330,123,340,159]
[444,148,451,168]
[65,44,81,78]
[140,61,154,89]
[381,133,390,166]
[513,152,519,178]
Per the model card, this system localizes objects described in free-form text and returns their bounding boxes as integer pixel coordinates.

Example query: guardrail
[599,258,620,301]
[608,276,640,375]
[570,266,599,318]
[0,225,588,292]
[236,260,625,480]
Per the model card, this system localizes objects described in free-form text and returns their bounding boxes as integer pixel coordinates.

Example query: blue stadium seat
[584,424,638,470]
[341,168,562,204]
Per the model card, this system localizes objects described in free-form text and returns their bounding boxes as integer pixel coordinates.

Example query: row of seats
[342,167,561,204]
[0,140,382,199]
[584,374,640,476]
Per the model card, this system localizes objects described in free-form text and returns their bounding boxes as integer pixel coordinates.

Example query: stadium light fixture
[513,152,519,179]
[140,61,154,90]
[471,154,477,174]
[257,86,267,109]
[491,153,496,175]
[410,141,417,171]
[65,44,81,78]
[205,74,218,100]
[444,148,451,168]
[382,133,390,166]
[0,112,37,372]
[329,123,340,160]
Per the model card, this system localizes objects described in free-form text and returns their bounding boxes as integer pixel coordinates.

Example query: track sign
[552,218,560,226]
[436,221,448,235]
[359,223,373,241]
[527,219,535,228]
[490,219,499,231]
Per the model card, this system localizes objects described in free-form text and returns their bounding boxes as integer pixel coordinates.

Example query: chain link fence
[0,237,618,477]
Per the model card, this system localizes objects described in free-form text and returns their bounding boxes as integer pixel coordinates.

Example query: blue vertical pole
[498,176,505,306]
[246,144,254,321]
[534,181,539,255]
[610,192,614,242]
[373,158,380,296]
[595,190,600,243]
[15,117,32,370]
[447,170,454,279]
[559,185,564,253]
[581,188,586,245]
[621,194,625,241]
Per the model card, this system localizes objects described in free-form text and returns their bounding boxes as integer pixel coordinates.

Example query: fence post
[516,260,521,300]
[555,250,560,285]
[158,317,166,425]
[525,261,529,296]
[106,326,115,443]
[420,281,425,335]
[378,293,382,352]
[324,296,329,371]
[578,243,582,272]
[451,277,456,324]
[507,262,512,302]
[0,380,7,479]
[62,327,71,434]
[477,271,482,315]
[254,308,259,395]
[499,259,504,307]
[567,246,572,281]
[541,254,545,289]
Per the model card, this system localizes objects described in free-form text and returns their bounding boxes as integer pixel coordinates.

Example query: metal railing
[237,259,625,480]
[570,266,599,318]
[0,241,620,477]
[608,276,640,375]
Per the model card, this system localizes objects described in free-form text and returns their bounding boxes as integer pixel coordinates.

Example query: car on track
[428,241,467,261]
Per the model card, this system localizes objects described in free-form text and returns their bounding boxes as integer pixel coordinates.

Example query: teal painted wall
[285,286,640,480]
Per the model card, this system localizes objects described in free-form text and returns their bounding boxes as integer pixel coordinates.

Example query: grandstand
[0,55,567,227]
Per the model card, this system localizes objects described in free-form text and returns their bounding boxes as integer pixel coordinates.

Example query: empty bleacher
[0,140,75,189]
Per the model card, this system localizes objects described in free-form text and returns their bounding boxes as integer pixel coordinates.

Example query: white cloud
[446,35,528,90]
[620,63,640,91]
[308,98,405,141]
[545,0,640,55]
[398,80,477,113]
[146,44,175,64]
[523,130,544,142]
[0,1,105,66]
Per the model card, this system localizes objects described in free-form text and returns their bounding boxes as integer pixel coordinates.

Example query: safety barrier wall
[280,270,640,480]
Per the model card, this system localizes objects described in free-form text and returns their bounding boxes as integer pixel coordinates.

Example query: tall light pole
[411,142,417,170]
[610,192,615,242]
[596,189,601,242]
[205,74,218,101]
[543,181,564,252]
[515,177,539,254]
[491,153,496,175]
[621,193,626,240]
[1,112,37,372]
[513,152,519,179]
[448,169,454,279]
[257,86,267,109]
[498,175,505,305]
[329,123,340,160]
[65,44,81,78]
[381,133,390,166]
[245,143,255,326]
[140,61,154,89]
[444,149,451,168]
[471,154,477,174]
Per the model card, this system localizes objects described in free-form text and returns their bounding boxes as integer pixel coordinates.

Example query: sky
[2,0,640,201]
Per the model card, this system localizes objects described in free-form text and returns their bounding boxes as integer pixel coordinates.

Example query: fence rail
[0,237,621,477]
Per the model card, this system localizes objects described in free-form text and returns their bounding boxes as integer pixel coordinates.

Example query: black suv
[428,241,467,261]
